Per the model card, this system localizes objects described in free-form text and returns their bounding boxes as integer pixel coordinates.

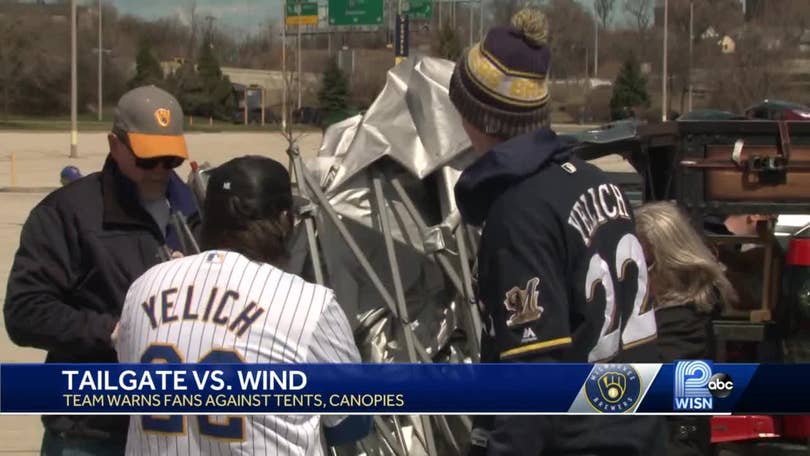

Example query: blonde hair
[635,202,737,313]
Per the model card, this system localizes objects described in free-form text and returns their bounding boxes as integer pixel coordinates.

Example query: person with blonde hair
[636,202,737,320]
[635,201,738,456]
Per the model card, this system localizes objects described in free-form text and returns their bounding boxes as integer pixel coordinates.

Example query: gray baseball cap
[112,85,188,160]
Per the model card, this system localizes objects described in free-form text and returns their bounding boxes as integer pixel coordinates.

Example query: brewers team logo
[154,108,171,127]
[206,252,225,264]
[503,277,544,328]
[585,364,642,413]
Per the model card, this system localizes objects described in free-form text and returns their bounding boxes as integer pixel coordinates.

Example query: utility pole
[97,0,102,121]
[688,0,694,113]
[468,2,474,46]
[282,1,288,131]
[297,1,302,110]
[594,16,598,78]
[662,0,669,122]
[390,0,396,46]
[70,0,78,158]
[479,0,484,41]
[585,47,589,81]
[204,15,216,42]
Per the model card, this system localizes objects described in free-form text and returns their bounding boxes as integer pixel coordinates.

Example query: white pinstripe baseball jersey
[115,250,360,456]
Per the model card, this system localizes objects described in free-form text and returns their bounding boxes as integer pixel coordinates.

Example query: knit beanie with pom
[448,8,552,138]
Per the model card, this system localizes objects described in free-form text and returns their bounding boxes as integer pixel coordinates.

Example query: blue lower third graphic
[585,364,641,413]
[674,360,713,411]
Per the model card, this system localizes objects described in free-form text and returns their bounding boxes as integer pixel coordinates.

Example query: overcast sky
[55,0,740,37]
[98,0,624,36]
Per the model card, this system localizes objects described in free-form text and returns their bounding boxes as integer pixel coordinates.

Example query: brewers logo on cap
[155,108,171,128]
[585,364,642,413]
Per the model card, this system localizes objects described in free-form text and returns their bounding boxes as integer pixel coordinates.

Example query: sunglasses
[135,155,184,170]
[117,134,184,170]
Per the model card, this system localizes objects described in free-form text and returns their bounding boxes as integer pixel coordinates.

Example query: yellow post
[10,151,17,187]
[189,116,193,126]
[244,88,249,126]
[261,88,266,127]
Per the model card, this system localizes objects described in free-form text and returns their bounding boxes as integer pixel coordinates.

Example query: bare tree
[624,0,650,59]
[756,0,810,49]
[594,0,615,29]
[491,0,524,27]
[0,17,44,117]
[185,0,198,60]
[544,0,593,78]
[711,31,792,112]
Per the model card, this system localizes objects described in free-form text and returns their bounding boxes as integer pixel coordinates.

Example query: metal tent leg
[288,145,325,285]
[388,176,465,298]
[388,174,480,362]
[297,156,433,362]
[373,416,408,456]
[454,222,482,348]
[371,173,438,456]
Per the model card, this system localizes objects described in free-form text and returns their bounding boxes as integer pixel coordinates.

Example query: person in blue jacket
[60,165,82,186]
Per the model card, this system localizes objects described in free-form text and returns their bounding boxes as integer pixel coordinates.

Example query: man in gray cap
[4,85,200,455]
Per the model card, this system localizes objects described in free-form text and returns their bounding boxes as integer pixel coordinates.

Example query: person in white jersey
[115,155,370,455]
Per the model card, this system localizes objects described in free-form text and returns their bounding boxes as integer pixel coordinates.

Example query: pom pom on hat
[511,8,549,47]
[448,7,552,139]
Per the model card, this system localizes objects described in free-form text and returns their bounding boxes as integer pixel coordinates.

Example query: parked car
[679,108,747,121]
[745,99,810,121]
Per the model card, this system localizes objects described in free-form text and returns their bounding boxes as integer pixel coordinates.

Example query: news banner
[0,362,807,415]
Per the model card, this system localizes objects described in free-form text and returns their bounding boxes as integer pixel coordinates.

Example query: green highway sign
[286,1,319,26]
[407,0,432,20]
[328,0,384,26]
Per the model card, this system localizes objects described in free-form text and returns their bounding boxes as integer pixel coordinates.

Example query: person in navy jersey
[448,8,667,456]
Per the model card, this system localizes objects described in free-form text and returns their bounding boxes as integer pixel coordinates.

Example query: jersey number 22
[140,344,245,441]
[585,233,657,362]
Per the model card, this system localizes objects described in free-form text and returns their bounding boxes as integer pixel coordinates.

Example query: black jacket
[656,303,715,456]
[456,128,665,456]
[4,156,199,440]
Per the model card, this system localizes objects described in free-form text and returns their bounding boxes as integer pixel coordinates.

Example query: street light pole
[469,1,473,46]
[98,0,103,121]
[662,0,669,122]
[70,0,78,158]
[688,0,694,113]
[282,2,287,131]
[297,1,302,110]
[594,16,598,78]
[479,0,484,41]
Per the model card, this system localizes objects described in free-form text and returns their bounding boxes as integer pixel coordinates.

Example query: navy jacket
[4,156,199,440]
[456,128,666,456]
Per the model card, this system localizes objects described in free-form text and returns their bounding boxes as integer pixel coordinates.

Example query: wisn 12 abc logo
[674,360,734,411]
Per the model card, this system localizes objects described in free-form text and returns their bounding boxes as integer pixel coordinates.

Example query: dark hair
[200,215,293,267]
[200,156,294,266]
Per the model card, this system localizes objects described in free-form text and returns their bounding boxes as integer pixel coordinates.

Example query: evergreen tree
[435,20,462,61]
[318,58,350,128]
[128,39,164,89]
[181,40,235,120]
[170,60,205,117]
[318,58,348,112]
[610,57,650,120]
[197,41,223,84]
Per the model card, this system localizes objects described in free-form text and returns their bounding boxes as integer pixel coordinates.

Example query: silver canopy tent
[286,56,483,455]
[188,56,485,455]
